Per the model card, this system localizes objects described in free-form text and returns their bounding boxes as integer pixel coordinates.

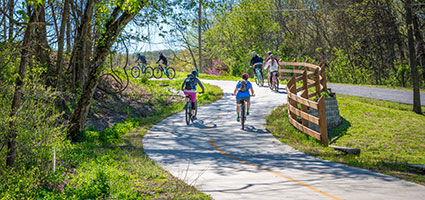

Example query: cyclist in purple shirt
[233,73,255,122]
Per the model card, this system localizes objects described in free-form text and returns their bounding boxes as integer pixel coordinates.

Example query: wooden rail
[282,60,329,146]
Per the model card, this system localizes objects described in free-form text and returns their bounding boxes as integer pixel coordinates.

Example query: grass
[16,74,223,199]
[266,94,425,185]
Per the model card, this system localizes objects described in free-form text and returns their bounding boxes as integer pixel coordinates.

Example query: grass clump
[267,94,425,185]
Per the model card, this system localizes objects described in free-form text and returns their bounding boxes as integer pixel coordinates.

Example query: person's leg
[191,92,197,117]
[246,97,251,115]
[236,98,241,121]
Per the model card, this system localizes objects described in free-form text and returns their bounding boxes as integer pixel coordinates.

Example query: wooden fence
[280,60,329,146]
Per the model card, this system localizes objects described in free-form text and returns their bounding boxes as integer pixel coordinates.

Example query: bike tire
[167,67,176,79]
[185,102,191,125]
[260,74,264,87]
[275,78,279,91]
[144,66,154,78]
[131,66,140,78]
[153,67,163,79]
[194,101,198,118]
[241,102,245,130]
[255,77,259,86]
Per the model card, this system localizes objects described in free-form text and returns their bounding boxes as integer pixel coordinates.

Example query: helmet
[242,73,249,79]
[267,51,272,55]
[192,70,199,77]
[251,51,257,55]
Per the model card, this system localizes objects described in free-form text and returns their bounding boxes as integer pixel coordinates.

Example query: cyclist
[156,52,168,68]
[264,51,280,84]
[135,53,147,65]
[181,70,205,120]
[233,73,255,122]
[250,51,264,79]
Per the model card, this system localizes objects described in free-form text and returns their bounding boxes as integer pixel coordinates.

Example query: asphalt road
[328,83,425,105]
[143,80,425,200]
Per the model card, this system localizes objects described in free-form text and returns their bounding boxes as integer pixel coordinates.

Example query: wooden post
[315,68,320,96]
[318,96,328,146]
[52,146,56,173]
[301,70,309,127]
[320,63,327,92]
[288,84,297,121]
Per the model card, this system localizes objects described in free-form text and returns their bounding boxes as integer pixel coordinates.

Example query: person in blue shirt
[233,73,255,122]
[135,53,147,65]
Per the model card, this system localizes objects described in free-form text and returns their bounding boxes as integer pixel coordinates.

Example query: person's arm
[250,57,255,66]
[275,57,280,66]
[197,79,205,93]
[233,82,240,96]
[250,87,255,96]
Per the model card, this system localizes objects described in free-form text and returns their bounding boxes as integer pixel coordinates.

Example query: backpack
[184,75,196,90]
[239,79,248,92]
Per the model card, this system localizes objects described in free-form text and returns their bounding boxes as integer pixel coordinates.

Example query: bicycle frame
[255,68,262,81]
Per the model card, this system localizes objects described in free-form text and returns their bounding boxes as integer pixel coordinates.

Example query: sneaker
[247,110,250,116]
[192,116,197,120]
[237,116,240,122]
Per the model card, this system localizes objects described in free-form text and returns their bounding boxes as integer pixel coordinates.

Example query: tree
[6,3,39,167]
[67,1,146,141]
[405,0,422,114]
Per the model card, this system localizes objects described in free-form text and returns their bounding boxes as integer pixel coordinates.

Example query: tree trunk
[70,0,95,90]
[6,6,37,167]
[66,2,71,55]
[405,0,422,114]
[55,0,71,88]
[8,0,13,41]
[67,4,144,141]
[412,12,425,84]
[34,3,52,78]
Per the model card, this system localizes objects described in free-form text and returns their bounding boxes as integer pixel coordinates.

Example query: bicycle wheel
[153,67,163,79]
[166,67,176,79]
[241,102,246,130]
[131,66,140,78]
[194,101,198,119]
[143,66,154,78]
[185,102,191,125]
[275,78,279,91]
[255,77,259,86]
[260,74,264,87]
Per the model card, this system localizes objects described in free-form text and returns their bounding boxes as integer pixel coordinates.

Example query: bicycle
[268,71,279,92]
[253,65,264,87]
[233,94,254,130]
[131,63,153,79]
[184,93,199,125]
[153,64,176,79]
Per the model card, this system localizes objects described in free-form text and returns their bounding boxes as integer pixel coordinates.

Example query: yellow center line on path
[208,138,342,200]
[217,114,224,118]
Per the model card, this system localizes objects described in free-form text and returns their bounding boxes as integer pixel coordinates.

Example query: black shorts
[236,96,250,104]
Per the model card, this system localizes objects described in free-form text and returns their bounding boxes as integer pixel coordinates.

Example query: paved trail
[328,83,425,105]
[143,80,425,200]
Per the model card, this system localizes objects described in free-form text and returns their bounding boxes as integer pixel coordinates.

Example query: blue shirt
[236,81,252,98]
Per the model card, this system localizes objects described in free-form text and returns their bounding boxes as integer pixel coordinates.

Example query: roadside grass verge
[33,76,222,199]
[266,94,425,185]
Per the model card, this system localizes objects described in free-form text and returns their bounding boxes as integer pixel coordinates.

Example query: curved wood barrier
[281,60,329,146]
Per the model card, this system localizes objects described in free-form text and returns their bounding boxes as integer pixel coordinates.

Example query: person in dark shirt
[250,51,264,80]
[135,53,147,65]
[156,52,168,67]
